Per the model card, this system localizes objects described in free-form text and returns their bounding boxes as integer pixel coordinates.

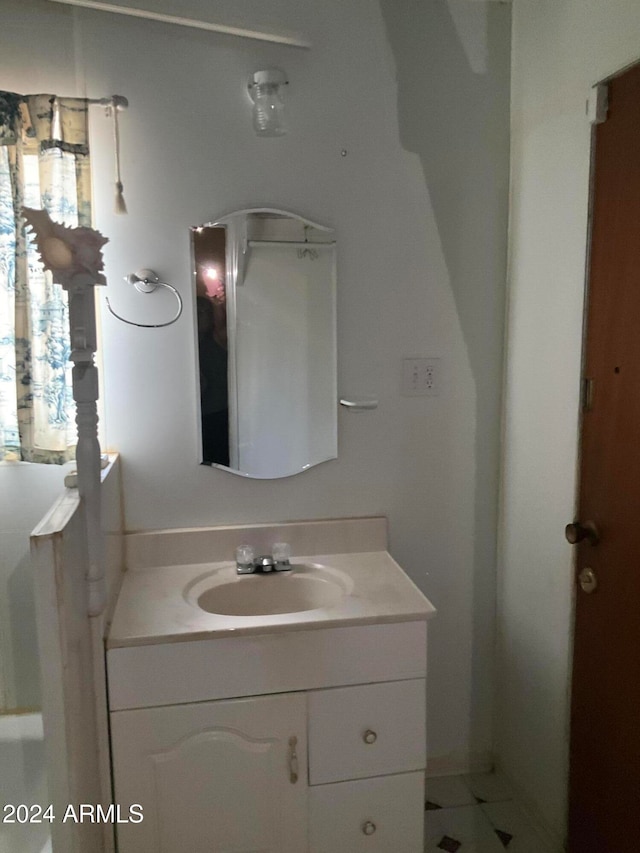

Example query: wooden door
[569,63,640,851]
[110,692,308,853]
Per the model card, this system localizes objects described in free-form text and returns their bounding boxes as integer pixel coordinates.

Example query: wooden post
[66,275,105,616]
[21,207,109,617]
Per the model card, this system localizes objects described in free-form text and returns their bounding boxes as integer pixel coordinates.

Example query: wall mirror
[191,208,337,479]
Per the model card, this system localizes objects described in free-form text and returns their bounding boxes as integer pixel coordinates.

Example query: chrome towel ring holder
[105,268,183,328]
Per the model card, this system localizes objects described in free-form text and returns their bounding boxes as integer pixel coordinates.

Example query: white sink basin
[185,563,353,617]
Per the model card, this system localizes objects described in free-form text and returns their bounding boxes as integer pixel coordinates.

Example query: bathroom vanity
[106,518,435,852]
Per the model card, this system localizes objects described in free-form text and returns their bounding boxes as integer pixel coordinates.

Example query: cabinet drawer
[309,772,424,852]
[308,679,425,784]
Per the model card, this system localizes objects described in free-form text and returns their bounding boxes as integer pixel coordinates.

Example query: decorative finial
[22,207,109,288]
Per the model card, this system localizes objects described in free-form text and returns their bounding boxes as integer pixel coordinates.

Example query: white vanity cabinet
[108,621,429,853]
[111,692,308,853]
[306,679,426,852]
[309,772,425,852]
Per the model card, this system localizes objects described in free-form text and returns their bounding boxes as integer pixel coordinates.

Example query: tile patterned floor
[424,773,558,853]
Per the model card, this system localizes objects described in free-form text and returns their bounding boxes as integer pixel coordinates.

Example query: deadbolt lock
[578,567,597,593]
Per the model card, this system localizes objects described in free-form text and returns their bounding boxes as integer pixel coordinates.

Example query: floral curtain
[0,91,92,463]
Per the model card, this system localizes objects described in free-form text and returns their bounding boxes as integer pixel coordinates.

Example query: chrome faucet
[235,543,292,574]
[253,555,276,573]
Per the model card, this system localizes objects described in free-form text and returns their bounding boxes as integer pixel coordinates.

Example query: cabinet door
[111,692,307,853]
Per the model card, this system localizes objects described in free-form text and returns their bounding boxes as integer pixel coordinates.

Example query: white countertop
[107,550,436,649]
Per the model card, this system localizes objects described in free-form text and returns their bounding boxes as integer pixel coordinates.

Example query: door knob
[565,521,599,545]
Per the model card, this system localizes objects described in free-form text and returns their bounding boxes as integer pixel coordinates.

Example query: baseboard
[426,750,493,778]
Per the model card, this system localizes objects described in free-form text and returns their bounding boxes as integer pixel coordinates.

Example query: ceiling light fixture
[247,69,288,137]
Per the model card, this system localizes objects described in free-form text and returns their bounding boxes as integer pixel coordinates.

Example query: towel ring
[105,269,183,328]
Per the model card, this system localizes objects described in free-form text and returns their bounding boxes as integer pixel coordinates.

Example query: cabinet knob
[362,820,377,835]
[363,729,378,744]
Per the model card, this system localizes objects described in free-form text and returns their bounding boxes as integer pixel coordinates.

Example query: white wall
[499,0,640,842]
[0,0,510,773]
[0,464,70,711]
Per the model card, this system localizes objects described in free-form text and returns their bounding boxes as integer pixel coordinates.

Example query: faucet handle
[236,544,255,573]
[273,542,292,571]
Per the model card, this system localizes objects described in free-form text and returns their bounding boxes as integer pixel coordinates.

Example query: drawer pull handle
[362,820,377,835]
[363,729,378,744]
[288,736,299,784]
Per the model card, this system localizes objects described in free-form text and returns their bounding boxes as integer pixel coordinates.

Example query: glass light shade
[249,69,288,137]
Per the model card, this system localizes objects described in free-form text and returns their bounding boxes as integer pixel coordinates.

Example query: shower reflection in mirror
[194,226,229,467]
[191,210,337,479]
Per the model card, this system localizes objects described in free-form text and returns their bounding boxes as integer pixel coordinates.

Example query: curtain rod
[248,240,336,248]
[87,95,128,109]
[47,0,312,49]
